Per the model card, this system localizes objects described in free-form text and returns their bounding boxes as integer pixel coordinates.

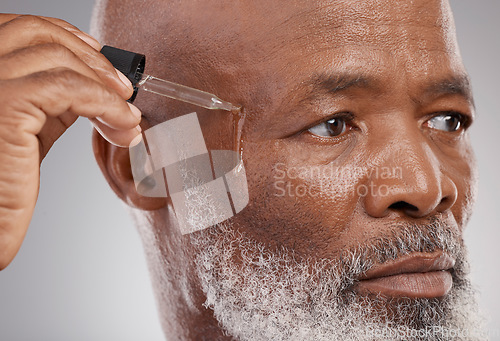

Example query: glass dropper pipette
[136,74,240,111]
[100,45,240,112]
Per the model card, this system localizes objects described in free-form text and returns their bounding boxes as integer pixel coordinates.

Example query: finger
[0,13,23,25]
[38,16,101,50]
[0,43,131,91]
[0,14,101,50]
[0,43,104,83]
[0,15,132,99]
[91,119,143,148]
[0,68,141,133]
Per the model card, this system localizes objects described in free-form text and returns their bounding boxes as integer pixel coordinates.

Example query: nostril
[436,196,453,212]
[389,201,419,212]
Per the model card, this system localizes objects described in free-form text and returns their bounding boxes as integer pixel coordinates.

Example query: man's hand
[0,14,142,270]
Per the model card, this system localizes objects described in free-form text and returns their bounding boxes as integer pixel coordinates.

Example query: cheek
[231,139,364,258]
[450,143,478,229]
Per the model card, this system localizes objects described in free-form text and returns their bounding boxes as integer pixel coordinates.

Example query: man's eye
[426,113,467,132]
[308,117,348,137]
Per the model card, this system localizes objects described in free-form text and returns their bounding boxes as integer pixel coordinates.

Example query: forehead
[138,0,458,65]
[157,0,455,44]
[234,2,461,112]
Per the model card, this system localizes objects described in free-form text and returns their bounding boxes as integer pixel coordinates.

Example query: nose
[362,139,458,219]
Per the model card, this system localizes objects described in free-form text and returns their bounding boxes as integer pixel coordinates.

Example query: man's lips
[355,251,455,299]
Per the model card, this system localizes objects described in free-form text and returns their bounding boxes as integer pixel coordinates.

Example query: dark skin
[94,0,477,338]
[0,0,477,340]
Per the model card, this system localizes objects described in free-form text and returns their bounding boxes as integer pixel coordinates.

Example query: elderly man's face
[96,0,483,339]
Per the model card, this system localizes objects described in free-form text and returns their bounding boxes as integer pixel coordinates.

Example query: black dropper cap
[100,45,146,103]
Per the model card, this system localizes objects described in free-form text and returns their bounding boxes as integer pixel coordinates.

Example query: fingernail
[127,103,142,119]
[117,69,132,88]
[129,131,143,148]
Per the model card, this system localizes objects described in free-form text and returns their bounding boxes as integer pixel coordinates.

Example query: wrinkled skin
[92,0,478,339]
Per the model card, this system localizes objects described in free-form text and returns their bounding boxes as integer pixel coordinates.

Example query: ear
[92,129,167,210]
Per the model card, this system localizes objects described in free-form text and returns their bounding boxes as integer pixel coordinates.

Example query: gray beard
[189,218,487,341]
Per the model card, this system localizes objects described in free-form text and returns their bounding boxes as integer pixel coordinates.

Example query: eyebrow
[304,72,475,108]
[309,72,376,95]
[422,75,475,108]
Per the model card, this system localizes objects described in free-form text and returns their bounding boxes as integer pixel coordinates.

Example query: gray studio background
[1,1,499,340]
